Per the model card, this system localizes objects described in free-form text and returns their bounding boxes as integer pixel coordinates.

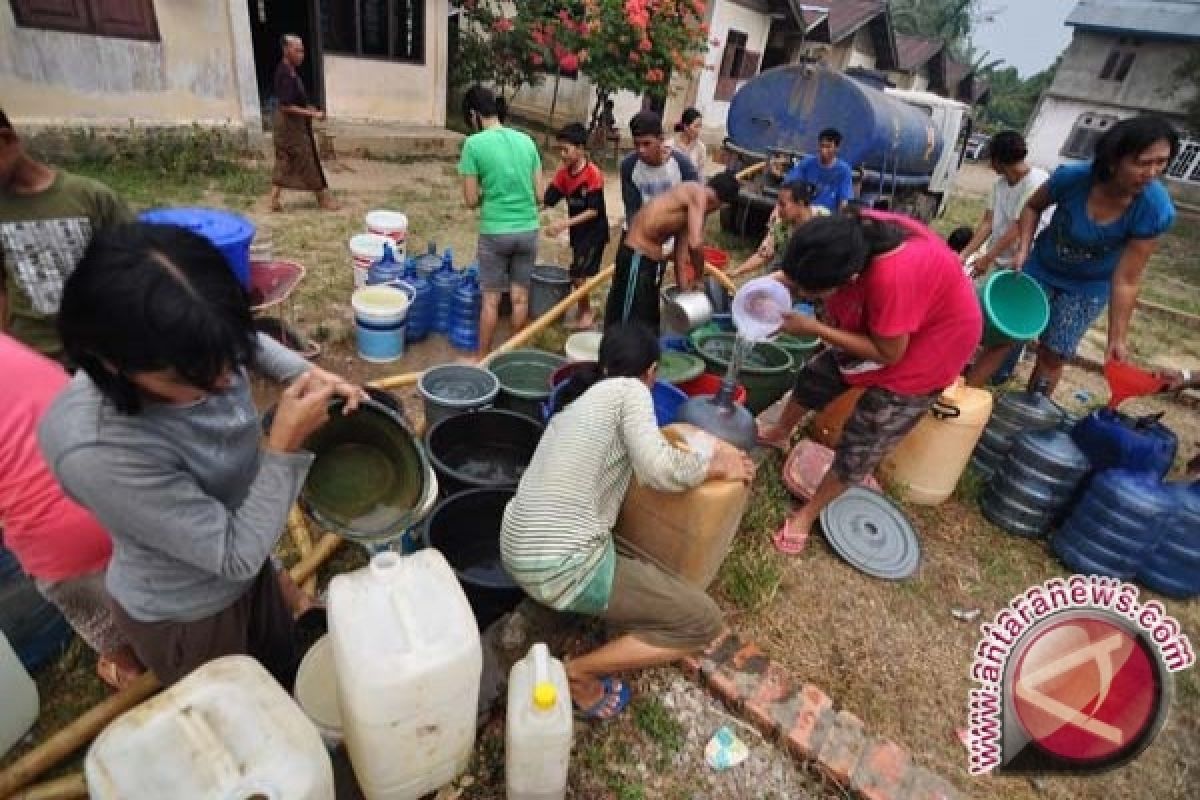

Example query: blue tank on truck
[727,64,944,182]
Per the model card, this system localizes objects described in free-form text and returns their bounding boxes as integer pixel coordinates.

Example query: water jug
[614,425,752,587]
[366,242,406,287]
[506,643,572,800]
[970,379,1065,480]
[881,380,993,505]
[0,632,37,758]
[980,429,1090,538]
[1071,408,1178,479]
[1138,493,1200,598]
[1052,469,1177,580]
[86,655,334,800]
[448,268,482,351]
[0,543,71,671]
[432,259,461,335]
[414,241,442,279]
[403,256,433,343]
[327,550,482,800]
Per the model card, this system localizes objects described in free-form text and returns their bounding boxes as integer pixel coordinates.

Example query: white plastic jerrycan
[328,549,482,800]
[0,632,38,757]
[506,642,572,800]
[85,655,334,800]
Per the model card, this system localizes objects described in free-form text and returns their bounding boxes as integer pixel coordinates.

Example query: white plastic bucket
[352,285,411,363]
[564,331,603,363]
[349,232,394,289]
[365,210,408,244]
[293,635,344,751]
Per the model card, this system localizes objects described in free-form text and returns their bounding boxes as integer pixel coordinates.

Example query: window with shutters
[1061,112,1118,159]
[10,0,159,40]
[1098,47,1136,82]
[320,0,424,63]
[715,30,758,103]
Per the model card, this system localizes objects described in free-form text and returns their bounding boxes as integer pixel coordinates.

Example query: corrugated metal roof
[1066,0,1200,39]
[894,34,943,70]
[799,0,887,42]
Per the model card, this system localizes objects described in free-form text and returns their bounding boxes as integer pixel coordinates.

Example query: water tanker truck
[722,63,972,234]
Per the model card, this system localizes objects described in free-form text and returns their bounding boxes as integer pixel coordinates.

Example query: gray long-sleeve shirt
[38,335,314,622]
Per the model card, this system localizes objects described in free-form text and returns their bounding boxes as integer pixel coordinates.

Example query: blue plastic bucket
[651,380,688,426]
[352,285,410,363]
[139,207,256,288]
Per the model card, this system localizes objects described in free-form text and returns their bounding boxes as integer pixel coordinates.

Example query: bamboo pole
[735,160,766,182]
[286,506,317,596]
[0,516,344,798]
[0,672,161,799]
[8,773,87,800]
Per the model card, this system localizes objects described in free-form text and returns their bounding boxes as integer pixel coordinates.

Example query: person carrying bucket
[543,122,609,331]
[757,210,982,553]
[966,116,1178,393]
[501,324,754,719]
[39,223,363,688]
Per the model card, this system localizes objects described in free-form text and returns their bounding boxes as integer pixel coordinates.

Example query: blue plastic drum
[139,207,256,288]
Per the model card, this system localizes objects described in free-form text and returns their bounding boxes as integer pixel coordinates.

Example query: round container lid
[819,487,920,580]
[365,209,408,230]
[294,634,342,733]
[139,207,255,248]
[658,351,705,385]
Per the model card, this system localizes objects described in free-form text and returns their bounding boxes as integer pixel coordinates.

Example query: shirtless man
[605,171,741,333]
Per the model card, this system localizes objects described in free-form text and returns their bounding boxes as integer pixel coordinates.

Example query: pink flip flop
[772,512,810,555]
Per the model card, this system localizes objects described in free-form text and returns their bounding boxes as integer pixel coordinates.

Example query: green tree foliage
[976,61,1057,131]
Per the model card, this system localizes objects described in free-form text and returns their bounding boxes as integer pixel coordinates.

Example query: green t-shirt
[457,126,541,235]
[0,171,132,358]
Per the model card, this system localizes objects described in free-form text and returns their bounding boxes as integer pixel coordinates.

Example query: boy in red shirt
[544,123,610,330]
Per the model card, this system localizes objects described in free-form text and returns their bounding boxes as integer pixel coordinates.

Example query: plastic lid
[139,207,255,247]
[533,681,558,710]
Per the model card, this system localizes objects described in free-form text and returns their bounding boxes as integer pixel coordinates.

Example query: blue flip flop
[574,676,631,721]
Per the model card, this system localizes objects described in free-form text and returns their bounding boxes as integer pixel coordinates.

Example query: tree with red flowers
[452,0,710,129]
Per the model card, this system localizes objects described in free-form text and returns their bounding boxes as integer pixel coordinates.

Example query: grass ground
[6,155,1198,799]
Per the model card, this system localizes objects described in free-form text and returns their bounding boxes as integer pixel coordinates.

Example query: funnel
[1104,359,1167,409]
[676,333,760,452]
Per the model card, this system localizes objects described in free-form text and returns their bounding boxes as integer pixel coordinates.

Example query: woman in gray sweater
[39,223,361,688]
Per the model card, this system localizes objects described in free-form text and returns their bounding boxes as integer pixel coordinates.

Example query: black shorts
[604,242,665,333]
[569,240,606,281]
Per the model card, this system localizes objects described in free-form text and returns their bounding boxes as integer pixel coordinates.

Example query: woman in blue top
[967,116,1178,394]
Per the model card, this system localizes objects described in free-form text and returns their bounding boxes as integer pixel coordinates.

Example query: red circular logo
[1010,615,1161,766]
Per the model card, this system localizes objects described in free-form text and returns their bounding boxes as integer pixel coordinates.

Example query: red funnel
[1104,359,1167,409]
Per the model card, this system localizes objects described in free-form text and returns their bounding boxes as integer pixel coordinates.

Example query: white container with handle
[85,655,334,800]
[328,549,482,800]
[0,632,38,758]
[505,642,572,800]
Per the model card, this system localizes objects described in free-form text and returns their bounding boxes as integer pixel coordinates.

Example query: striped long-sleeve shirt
[501,378,709,611]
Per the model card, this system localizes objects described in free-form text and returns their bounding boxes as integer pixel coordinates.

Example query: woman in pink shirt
[0,334,143,688]
[758,211,983,552]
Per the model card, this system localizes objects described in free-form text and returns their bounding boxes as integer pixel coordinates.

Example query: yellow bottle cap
[533,682,558,710]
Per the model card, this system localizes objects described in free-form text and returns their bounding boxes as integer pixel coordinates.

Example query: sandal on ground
[574,676,631,721]
[772,512,810,555]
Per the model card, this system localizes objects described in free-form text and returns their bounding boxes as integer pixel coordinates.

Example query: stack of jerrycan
[86,656,334,799]
[328,549,482,799]
[403,256,434,343]
[1070,408,1177,479]
[1052,470,1178,580]
[432,248,459,335]
[980,428,1090,537]
[970,379,1065,480]
[1139,488,1200,598]
[449,264,482,351]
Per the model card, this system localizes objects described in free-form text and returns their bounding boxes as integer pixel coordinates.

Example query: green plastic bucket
[487,348,567,421]
[774,333,820,374]
[978,270,1049,347]
[689,331,794,414]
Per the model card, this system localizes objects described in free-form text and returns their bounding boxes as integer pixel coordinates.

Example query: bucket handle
[930,400,961,420]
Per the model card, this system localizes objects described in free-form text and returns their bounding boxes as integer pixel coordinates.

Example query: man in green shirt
[458,86,543,358]
[0,109,132,360]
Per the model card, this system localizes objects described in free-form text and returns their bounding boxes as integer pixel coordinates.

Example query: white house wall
[693,0,771,137]
[1049,30,1196,116]
[323,0,448,125]
[841,27,877,71]
[1025,94,1130,172]
[0,0,255,128]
